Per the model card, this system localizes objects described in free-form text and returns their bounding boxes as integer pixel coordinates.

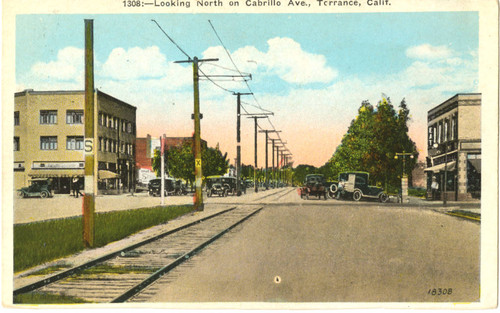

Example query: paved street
[138,188,480,303]
[13,187,480,303]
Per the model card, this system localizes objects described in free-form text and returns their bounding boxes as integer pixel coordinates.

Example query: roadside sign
[84,138,94,154]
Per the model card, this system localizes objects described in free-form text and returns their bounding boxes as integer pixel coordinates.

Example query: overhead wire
[208,19,293,160]
[153,19,292,160]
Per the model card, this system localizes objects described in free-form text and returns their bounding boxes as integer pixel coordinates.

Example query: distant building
[135,135,207,187]
[425,93,481,200]
[14,89,137,195]
[410,161,426,188]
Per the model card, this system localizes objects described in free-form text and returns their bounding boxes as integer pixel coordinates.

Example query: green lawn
[14,205,193,273]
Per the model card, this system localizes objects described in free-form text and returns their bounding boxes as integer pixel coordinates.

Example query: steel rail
[111,207,263,303]
[13,206,238,296]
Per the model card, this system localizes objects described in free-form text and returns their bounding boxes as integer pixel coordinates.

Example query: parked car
[174,180,188,195]
[299,174,328,200]
[148,178,175,196]
[206,176,238,197]
[18,178,53,198]
[336,171,388,202]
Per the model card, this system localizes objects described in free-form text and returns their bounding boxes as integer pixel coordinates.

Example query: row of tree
[150,96,418,193]
[294,97,418,192]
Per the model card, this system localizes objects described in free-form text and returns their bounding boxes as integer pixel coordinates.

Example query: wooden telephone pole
[175,57,218,211]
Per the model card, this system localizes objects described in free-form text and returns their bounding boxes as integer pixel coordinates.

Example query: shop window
[40,136,57,150]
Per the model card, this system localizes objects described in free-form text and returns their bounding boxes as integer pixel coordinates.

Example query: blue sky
[16,13,479,166]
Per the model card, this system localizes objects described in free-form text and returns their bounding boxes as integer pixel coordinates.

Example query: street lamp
[433,142,447,206]
[394,151,414,203]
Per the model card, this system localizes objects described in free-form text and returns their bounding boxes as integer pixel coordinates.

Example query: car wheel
[379,193,389,203]
[353,190,362,201]
[40,191,49,198]
[330,184,338,194]
[17,191,24,197]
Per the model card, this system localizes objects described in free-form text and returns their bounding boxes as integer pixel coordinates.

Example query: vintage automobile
[18,178,53,198]
[148,178,176,196]
[336,171,388,202]
[299,174,328,200]
[174,180,188,195]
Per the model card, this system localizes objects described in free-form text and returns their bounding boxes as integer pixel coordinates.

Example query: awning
[29,169,84,178]
[424,161,456,173]
[468,159,481,173]
[98,170,120,180]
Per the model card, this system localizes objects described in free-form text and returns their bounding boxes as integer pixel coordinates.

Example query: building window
[40,110,57,124]
[127,122,132,133]
[437,123,442,144]
[66,110,84,124]
[40,136,57,150]
[444,119,449,142]
[67,136,84,150]
[14,137,20,151]
[452,114,458,140]
[14,111,19,126]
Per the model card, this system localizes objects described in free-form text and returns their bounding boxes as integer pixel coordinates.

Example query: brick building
[14,89,137,195]
[425,93,481,200]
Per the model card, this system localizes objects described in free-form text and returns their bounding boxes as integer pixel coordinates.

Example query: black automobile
[336,171,388,202]
[299,174,327,200]
[18,178,53,198]
[148,178,175,196]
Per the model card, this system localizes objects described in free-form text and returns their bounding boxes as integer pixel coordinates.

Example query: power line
[151,20,191,60]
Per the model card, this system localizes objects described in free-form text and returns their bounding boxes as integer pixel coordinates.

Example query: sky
[16,13,479,167]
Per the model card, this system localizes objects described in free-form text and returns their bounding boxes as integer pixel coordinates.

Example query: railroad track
[14,206,262,303]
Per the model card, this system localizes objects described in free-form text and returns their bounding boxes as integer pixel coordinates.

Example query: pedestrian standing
[72,177,78,197]
[431,176,439,200]
[74,177,83,198]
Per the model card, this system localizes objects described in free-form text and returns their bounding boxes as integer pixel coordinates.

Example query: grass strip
[14,205,193,273]
[446,210,480,221]
[14,292,91,304]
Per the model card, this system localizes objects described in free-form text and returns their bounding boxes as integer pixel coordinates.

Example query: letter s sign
[84,138,94,154]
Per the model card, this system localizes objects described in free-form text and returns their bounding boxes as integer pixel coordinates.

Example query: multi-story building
[14,89,137,195]
[425,93,481,200]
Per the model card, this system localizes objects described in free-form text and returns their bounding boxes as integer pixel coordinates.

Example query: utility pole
[270,139,275,186]
[83,19,95,248]
[175,57,218,211]
[233,92,253,196]
[259,130,281,190]
[160,134,166,205]
[246,115,268,192]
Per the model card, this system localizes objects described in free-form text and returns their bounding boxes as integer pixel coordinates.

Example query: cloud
[101,46,170,80]
[406,44,453,60]
[30,46,84,81]
[202,37,338,85]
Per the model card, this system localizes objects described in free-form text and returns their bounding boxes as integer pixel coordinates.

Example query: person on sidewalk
[74,177,83,198]
[431,176,439,200]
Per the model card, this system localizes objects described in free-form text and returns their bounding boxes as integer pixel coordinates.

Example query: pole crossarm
[243,113,274,116]
[174,58,219,63]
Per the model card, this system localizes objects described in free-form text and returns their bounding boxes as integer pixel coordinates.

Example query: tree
[152,142,229,188]
[292,164,317,185]
[326,96,418,191]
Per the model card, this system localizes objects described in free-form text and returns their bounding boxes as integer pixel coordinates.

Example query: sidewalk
[397,196,481,221]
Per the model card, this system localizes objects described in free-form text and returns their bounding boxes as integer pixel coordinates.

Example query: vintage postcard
[2,0,498,310]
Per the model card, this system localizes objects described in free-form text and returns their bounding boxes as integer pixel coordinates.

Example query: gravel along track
[15,206,262,303]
